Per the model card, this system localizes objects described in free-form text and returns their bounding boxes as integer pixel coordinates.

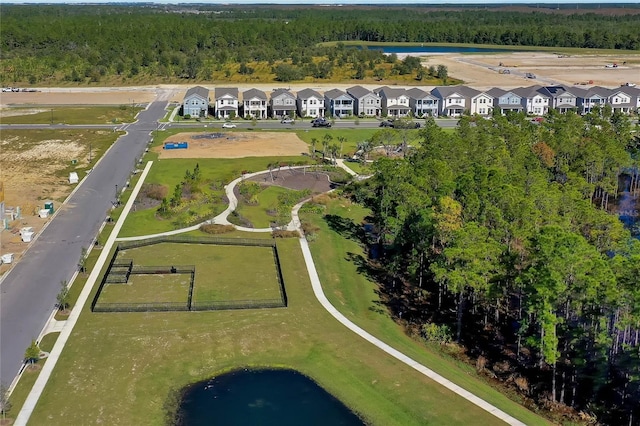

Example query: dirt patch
[0,90,155,108]
[154,132,308,159]
[246,169,336,194]
[0,108,48,118]
[427,52,640,89]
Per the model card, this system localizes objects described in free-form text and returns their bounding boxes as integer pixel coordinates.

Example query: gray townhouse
[431,86,478,117]
[241,89,268,119]
[324,89,354,118]
[486,88,524,115]
[183,86,209,118]
[346,85,381,117]
[296,88,325,118]
[270,88,297,119]
[406,87,439,117]
[538,86,578,114]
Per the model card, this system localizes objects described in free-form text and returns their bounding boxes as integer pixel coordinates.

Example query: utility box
[44,201,54,214]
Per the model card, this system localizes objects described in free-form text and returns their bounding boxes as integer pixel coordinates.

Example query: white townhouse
[469,90,493,117]
[214,88,239,119]
[627,86,640,113]
[183,86,209,118]
[431,86,476,117]
[324,89,354,118]
[538,85,578,114]
[574,86,612,115]
[607,88,636,114]
[346,85,381,117]
[486,88,523,115]
[512,86,550,116]
[374,86,411,118]
[406,87,439,117]
[296,88,325,118]
[241,89,268,119]
[270,88,297,118]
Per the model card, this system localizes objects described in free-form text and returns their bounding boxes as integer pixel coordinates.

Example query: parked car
[311,118,331,128]
[280,117,295,124]
[222,122,237,129]
[379,120,394,127]
[525,73,536,79]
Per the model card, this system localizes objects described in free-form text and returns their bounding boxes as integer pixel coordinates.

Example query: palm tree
[329,144,340,165]
[322,134,333,160]
[337,136,347,159]
[310,138,318,159]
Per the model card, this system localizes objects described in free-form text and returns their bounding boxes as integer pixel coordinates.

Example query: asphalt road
[0,100,168,386]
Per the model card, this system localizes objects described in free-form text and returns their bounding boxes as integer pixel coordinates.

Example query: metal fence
[92,237,286,313]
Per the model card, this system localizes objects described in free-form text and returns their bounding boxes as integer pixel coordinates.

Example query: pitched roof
[346,85,376,99]
[242,88,266,100]
[271,88,295,99]
[184,86,209,100]
[297,88,323,100]
[214,87,238,99]
[376,86,408,99]
[406,87,433,99]
[432,85,479,99]
[486,87,507,98]
[324,88,348,99]
[589,86,614,97]
[512,85,548,99]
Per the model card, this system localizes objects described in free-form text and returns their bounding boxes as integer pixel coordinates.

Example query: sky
[5,0,640,4]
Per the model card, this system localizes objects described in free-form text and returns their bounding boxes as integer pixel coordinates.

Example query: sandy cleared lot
[154,132,309,159]
[0,89,156,108]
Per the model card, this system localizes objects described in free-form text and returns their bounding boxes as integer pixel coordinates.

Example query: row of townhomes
[183,84,640,120]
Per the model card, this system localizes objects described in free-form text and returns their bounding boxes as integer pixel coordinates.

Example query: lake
[176,368,366,426]
[360,45,520,54]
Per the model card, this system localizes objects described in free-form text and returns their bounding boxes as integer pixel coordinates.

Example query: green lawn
[234,185,294,228]
[342,160,373,175]
[99,274,190,304]
[300,197,551,426]
[0,106,142,125]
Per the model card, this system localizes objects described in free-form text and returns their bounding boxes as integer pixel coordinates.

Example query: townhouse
[214,88,239,119]
[296,88,325,118]
[347,85,381,117]
[182,86,209,118]
[406,87,439,117]
[324,89,354,118]
[241,89,268,119]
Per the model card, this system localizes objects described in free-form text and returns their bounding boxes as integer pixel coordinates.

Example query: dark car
[379,120,394,128]
[311,118,331,128]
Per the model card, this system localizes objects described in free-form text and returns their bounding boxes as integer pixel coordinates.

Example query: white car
[222,122,237,129]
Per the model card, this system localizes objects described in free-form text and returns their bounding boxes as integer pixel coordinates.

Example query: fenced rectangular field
[91,236,286,312]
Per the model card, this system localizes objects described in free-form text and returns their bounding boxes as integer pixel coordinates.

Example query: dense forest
[0,5,639,85]
[348,108,640,425]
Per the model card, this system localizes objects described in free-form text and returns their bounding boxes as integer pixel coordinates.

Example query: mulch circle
[245,169,336,193]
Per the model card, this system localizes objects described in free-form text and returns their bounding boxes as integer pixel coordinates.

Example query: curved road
[0,98,168,386]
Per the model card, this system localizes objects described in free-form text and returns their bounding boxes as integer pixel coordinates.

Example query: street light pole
[115,184,118,205]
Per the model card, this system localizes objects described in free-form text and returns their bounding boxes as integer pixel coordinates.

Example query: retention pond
[176,368,366,426]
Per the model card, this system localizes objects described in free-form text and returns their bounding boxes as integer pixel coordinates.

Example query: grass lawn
[299,196,551,426]
[119,155,310,237]
[0,106,142,125]
[342,160,373,175]
[22,224,530,426]
[234,185,294,228]
[99,274,190,304]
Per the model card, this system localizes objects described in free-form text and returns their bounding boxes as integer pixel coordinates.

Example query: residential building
[270,88,297,118]
[431,86,477,117]
[296,88,325,118]
[574,86,612,115]
[374,86,411,118]
[214,88,239,119]
[347,85,381,117]
[324,89,354,118]
[512,86,550,116]
[607,88,636,114]
[538,86,578,113]
[406,87,439,117]
[241,89,267,119]
[486,88,523,115]
[182,86,209,118]
[469,90,493,117]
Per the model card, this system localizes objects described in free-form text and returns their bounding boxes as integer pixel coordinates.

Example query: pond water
[176,369,366,426]
[359,45,521,54]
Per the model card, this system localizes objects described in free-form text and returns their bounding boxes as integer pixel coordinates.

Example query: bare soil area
[247,169,336,194]
[154,132,308,159]
[427,52,640,89]
[0,89,155,107]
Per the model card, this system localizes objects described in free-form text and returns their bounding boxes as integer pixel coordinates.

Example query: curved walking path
[18,159,526,426]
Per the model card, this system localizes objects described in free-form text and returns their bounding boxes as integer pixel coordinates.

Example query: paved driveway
[0,101,167,386]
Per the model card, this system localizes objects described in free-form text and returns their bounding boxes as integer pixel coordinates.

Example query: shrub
[301,221,320,236]
[421,322,453,344]
[183,114,191,119]
[141,183,168,200]
[200,224,235,234]
[272,230,300,238]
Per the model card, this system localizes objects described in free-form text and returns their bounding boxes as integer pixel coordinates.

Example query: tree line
[348,109,640,425]
[0,5,638,84]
